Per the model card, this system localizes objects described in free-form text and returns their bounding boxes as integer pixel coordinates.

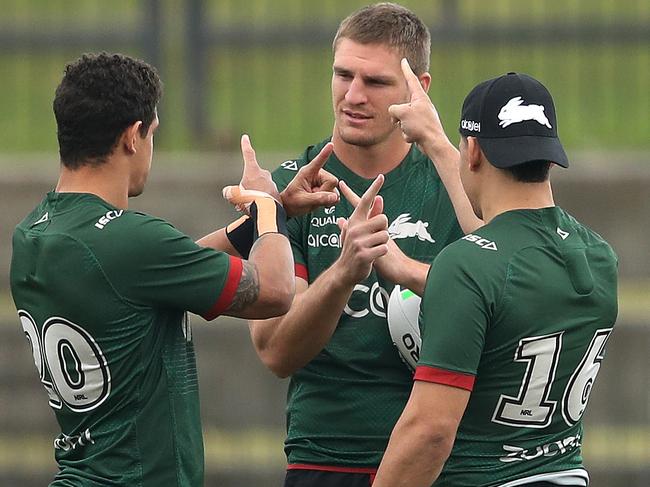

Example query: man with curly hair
[10,52,340,486]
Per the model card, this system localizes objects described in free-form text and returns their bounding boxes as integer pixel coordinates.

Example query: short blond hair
[333,2,431,74]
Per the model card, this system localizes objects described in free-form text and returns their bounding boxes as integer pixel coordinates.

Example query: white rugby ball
[387,285,422,372]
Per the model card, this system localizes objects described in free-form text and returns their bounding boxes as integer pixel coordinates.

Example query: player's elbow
[255,273,294,318]
[260,286,293,318]
[253,340,295,378]
[263,354,294,379]
[418,419,456,463]
[401,413,456,465]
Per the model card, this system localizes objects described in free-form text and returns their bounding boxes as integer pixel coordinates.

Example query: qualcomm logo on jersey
[388,214,434,243]
[310,206,338,227]
[462,233,498,250]
[344,282,389,318]
[498,96,552,129]
[311,215,338,228]
[94,210,123,230]
[280,160,298,171]
[308,233,341,248]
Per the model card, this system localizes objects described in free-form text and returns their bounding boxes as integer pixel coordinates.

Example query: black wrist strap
[225,216,254,259]
[250,199,288,240]
[225,200,288,258]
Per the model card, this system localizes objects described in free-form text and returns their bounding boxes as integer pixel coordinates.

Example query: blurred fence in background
[0,0,648,152]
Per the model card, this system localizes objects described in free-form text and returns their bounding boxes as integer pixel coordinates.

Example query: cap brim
[477,135,569,169]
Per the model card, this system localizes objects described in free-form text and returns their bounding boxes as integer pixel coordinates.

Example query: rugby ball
[387,285,422,372]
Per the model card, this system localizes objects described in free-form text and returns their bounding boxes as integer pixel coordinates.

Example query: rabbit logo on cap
[498,96,552,129]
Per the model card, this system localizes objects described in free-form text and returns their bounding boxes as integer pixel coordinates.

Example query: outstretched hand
[336,176,389,285]
[389,59,451,155]
[223,134,282,213]
[339,180,410,286]
[281,143,340,217]
[238,134,281,200]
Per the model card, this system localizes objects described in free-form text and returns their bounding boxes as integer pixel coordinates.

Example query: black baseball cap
[458,72,568,168]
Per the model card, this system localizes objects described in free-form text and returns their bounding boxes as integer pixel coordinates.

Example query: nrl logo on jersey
[388,214,434,243]
[462,233,498,251]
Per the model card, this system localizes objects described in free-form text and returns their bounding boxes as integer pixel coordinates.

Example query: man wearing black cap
[372,61,619,487]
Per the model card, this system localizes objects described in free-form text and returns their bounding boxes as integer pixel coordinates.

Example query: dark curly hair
[53,52,163,169]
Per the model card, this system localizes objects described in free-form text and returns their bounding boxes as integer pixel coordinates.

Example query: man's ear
[419,72,431,93]
[122,121,143,155]
[466,137,483,172]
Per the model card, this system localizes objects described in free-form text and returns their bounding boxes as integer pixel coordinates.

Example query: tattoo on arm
[227,261,260,312]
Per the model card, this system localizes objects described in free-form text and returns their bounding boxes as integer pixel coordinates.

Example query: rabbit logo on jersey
[388,214,435,243]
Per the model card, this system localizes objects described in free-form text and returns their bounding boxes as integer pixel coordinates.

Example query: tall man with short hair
[248,4,480,486]
[373,63,618,487]
[10,52,339,486]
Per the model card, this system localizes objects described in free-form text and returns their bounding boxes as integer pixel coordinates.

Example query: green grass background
[0,0,648,153]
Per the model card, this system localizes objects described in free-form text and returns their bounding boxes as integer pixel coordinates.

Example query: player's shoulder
[98,209,182,243]
[433,222,512,275]
[406,145,443,179]
[560,208,617,259]
[272,137,332,188]
[77,207,188,265]
[88,209,210,284]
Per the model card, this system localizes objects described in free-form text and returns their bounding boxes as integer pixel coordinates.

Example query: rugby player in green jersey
[10,52,339,487]
[373,63,618,486]
[247,4,481,486]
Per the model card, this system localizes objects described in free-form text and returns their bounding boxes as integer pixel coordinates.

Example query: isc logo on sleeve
[94,210,123,230]
[462,233,498,251]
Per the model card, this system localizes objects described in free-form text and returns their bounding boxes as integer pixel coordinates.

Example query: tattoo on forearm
[228,261,260,312]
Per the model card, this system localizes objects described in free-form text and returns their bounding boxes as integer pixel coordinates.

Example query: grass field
[0,0,648,153]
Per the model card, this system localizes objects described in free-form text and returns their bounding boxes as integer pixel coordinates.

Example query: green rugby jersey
[10,192,243,486]
[418,207,618,487]
[273,138,463,468]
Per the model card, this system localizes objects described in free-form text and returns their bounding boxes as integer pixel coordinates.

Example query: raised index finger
[401,58,426,101]
[349,174,384,221]
[339,180,361,208]
[303,142,334,175]
[240,134,260,170]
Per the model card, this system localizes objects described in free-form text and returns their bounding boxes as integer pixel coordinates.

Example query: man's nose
[345,76,367,105]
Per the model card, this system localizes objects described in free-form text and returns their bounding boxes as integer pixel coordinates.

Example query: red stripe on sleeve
[295,263,308,281]
[202,255,243,320]
[414,365,475,391]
